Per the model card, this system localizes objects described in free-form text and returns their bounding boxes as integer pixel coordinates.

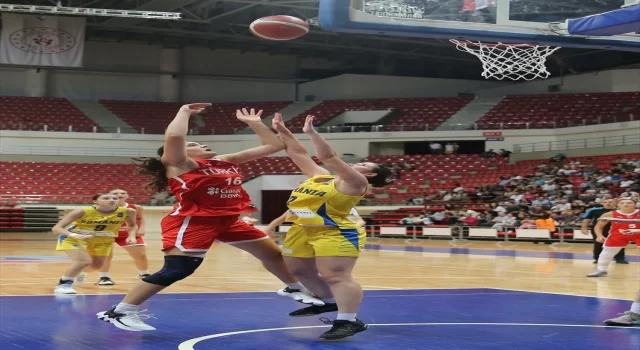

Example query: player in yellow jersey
[271,113,393,340]
[52,193,138,294]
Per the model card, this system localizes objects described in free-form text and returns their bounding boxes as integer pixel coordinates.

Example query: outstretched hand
[272,113,288,132]
[180,103,211,114]
[302,115,317,134]
[236,108,263,124]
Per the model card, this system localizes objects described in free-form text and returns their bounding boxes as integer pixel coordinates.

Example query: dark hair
[92,193,111,201]
[132,146,168,193]
[368,164,394,188]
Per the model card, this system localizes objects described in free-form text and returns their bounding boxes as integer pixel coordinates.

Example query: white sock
[597,247,622,272]
[286,282,305,290]
[60,276,74,282]
[99,272,110,278]
[336,313,357,321]
[631,302,640,314]
[138,270,150,275]
[323,298,336,303]
[114,302,139,313]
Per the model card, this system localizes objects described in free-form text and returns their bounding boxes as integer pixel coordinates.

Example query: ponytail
[133,146,167,193]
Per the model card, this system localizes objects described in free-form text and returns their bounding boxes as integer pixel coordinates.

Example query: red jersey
[168,158,257,217]
[610,210,640,235]
[117,203,141,236]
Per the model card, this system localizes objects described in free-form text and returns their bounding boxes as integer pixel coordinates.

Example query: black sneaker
[96,277,115,285]
[318,317,368,340]
[615,260,629,264]
[289,303,338,317]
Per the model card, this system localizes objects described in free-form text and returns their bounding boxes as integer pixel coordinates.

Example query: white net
[449,39,561,81]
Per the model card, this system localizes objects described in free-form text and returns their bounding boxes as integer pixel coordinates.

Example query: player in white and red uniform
[588,197,640,278]
[96,189,150,285]
[97,105,324,332]
[587,197,640,327]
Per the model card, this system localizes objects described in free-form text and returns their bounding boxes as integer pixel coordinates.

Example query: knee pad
[142,255,204,286]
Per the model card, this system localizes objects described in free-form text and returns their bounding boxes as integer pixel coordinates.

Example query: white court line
[178,323,640,350]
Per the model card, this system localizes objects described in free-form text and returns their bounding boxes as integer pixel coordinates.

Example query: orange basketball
[249,15,309,41]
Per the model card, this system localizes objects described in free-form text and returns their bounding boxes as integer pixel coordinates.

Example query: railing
[1,113,636,135]
[513,134,640,153]
[274,224,591,246]
[0,145,157,157]
[0,194,158,206]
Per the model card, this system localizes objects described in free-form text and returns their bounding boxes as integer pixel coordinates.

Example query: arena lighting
[0,4,181,19]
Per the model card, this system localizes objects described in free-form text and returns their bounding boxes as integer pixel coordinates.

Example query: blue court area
[1,288,638,350]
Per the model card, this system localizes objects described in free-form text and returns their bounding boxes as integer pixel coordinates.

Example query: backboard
[319,0,640,52]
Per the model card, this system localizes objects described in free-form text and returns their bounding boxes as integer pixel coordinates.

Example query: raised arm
[162,103,211,168]
[303,115,369,192]
[217,108,286,164]
[271,113,329,178]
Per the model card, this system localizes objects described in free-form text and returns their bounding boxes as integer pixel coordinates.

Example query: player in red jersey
[97,104,323,331]
[589,198,640,327]
[96,189,150,285]
[587,197,640,278]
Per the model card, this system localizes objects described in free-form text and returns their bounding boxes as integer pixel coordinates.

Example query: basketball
[249,15,309,41]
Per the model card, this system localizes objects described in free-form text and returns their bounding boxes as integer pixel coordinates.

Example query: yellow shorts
[55,235,115,257]
[282,225,366,258]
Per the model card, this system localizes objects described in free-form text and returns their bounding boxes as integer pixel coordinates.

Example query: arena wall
[3,41,637,103]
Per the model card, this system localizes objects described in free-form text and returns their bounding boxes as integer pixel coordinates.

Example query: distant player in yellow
[271,113,393,340]
[52,193,138,294]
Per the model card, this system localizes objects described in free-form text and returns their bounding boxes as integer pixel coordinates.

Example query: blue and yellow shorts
[282,225,366,258]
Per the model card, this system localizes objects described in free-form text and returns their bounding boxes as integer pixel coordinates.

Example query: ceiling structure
[2,0,639,81]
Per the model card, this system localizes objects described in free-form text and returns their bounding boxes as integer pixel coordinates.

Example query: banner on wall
[0,13,85,67]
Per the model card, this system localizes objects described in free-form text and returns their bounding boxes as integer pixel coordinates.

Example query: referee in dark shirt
[581,199,628,263]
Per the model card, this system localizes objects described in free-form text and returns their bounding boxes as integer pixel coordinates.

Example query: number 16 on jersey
[225,177,243,185]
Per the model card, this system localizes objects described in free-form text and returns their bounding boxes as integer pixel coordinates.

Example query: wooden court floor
[0,231,638,300]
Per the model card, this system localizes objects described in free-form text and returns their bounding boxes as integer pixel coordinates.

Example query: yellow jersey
[285,175,367,229]
[67,206,128,237]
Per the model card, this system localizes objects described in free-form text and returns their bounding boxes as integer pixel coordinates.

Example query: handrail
[0,145,156,157]
[1,113,636,135]
[513,134,640,153]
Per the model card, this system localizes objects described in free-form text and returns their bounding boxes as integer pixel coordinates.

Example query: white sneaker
[96,277,115,285]
[97,307,156,331]
[277,287,325,306]
[587,271,608,277]
[54,282,77,294]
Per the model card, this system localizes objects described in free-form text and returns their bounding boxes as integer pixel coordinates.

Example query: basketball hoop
[449,40,560,81]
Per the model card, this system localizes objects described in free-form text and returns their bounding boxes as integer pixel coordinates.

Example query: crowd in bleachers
[389,154,640,232]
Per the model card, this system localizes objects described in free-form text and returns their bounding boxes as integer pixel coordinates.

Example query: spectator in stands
[535,214,557,234]
[491,212,515,231]
[444,143,455,154]
[481,149,497,158]
[457,213,478,226]
[532,196,551,208]
[398,214,417,225]
[499,149,512,158]
[429,142,443,154]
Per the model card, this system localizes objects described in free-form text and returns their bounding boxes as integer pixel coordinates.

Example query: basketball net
[449,39,560,81]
